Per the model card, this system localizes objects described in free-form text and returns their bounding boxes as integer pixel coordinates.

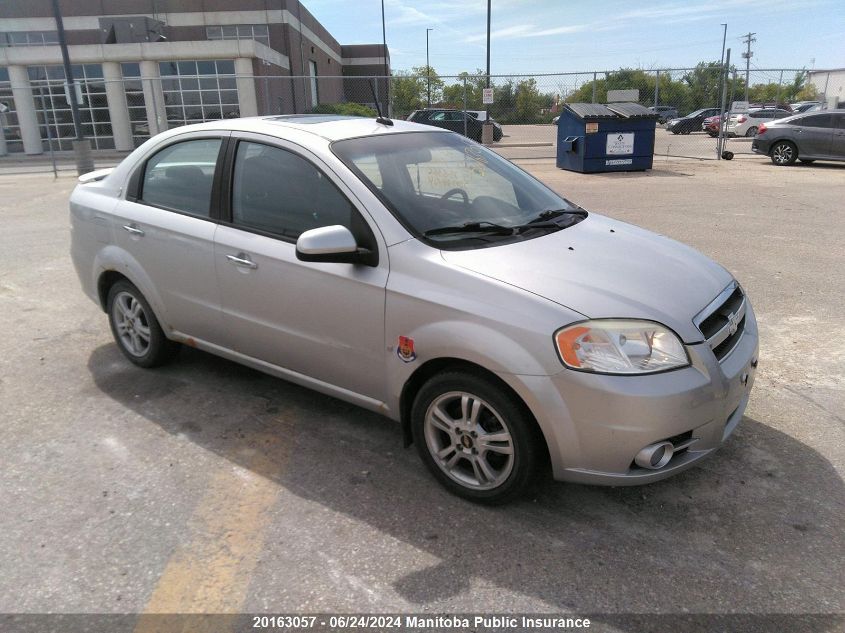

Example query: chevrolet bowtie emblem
[728,311,740,336]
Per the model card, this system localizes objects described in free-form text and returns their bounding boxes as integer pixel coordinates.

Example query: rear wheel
[745,126,758,137]
[411,371,541,504]
[771,141,797,166]
[107,280,179,367]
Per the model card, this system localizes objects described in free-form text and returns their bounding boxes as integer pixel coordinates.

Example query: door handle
[226,253,258,269]
[122,224,145,236]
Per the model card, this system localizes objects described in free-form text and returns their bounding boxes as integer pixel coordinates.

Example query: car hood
[440,214,732,343]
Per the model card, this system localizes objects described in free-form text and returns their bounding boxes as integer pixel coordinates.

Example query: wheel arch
[398,357,552,468]
[97,269,129,311]
[93,250,171,336]
[768,137,799,154]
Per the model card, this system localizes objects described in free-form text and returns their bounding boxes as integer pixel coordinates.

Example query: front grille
[694,283,747,362]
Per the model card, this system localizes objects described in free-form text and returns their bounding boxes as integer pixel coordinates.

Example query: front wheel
[107,280,179,367]
[411,371,542,504]
[771,141,797,166]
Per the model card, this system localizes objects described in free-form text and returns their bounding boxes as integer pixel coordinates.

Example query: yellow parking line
[134,428,292,633]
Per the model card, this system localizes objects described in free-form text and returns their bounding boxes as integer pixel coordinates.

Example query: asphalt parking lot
[0,155,843,631]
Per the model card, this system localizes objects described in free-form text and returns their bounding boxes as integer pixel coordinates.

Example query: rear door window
[799,114,834,128]
[140,139,222,217]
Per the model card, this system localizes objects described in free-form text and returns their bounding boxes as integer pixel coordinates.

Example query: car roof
[770,110,842,124]
[160,115,449,143]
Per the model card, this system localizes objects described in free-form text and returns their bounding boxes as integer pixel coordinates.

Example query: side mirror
[295,225,376,266]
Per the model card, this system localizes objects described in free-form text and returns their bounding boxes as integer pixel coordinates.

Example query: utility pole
[741,32,756,102]
[426,28,433,107]
[485,0,491,88]
[52,0,93,174]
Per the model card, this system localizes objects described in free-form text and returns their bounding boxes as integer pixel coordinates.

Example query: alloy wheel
[423,391,515,490]
[111,291,152,357]
[773,143,794,165]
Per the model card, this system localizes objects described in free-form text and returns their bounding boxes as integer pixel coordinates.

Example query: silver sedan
[70,115,758,503]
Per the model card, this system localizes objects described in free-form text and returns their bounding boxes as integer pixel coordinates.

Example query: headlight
[554,320,689,375]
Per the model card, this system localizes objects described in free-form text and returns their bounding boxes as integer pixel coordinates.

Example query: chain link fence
[1,66,815,161]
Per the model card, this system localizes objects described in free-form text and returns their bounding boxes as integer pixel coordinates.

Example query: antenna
[368,79,393,126]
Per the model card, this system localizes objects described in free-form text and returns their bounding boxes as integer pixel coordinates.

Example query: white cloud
[465,24,537,43]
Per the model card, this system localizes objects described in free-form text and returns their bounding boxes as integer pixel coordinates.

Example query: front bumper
[504,303,759,485]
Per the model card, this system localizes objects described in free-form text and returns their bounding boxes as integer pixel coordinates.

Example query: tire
[671,129,680,135]
[745,126,758,138]
[107,280,179,368]
[411,371,542,504]
[770,141,798,166]
[707,131,718,138]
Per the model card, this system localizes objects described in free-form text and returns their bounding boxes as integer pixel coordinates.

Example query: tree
[513,78,548,123]
[391,65,444,117]
[681,62,724,111]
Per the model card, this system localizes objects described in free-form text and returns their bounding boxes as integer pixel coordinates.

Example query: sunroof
[266,115,364,125]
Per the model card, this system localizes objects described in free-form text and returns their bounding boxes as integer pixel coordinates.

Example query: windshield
[332,132,583,248]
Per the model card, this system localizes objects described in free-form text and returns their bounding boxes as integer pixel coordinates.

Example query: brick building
[0,0,390,154]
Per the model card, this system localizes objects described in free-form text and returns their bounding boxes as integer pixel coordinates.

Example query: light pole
[51,0,94,174]
[426,28,433,107]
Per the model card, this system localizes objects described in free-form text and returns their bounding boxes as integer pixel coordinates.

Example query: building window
[27,64,113,150]
[0,68,23,153]
[308,60,319,107]
[0,31,59,47]
[120,63,150,145]
[206,24,269,47]
[159,60,239,128]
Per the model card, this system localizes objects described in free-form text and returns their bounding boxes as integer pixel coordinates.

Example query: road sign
[482,88,494,104]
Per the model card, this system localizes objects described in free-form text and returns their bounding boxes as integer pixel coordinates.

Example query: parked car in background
[648,105,679,122]
[466,110,505,140]
[702,113,727,137]
[747,102,793,113]
[802,103,828,113]
[726,108,792,137]
[406,108,503,142]
[790,101,823,113]
[69,115,758,502]
[752,110,845,165]
[666,108,721,134]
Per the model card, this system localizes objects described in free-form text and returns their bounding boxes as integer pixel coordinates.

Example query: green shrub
[309,102,378,117]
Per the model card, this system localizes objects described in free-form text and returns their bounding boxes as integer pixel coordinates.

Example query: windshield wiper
[528,206,586,223]
[424,220,562,237]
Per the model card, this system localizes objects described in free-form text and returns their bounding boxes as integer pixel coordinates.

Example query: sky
[307,0,844,77]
